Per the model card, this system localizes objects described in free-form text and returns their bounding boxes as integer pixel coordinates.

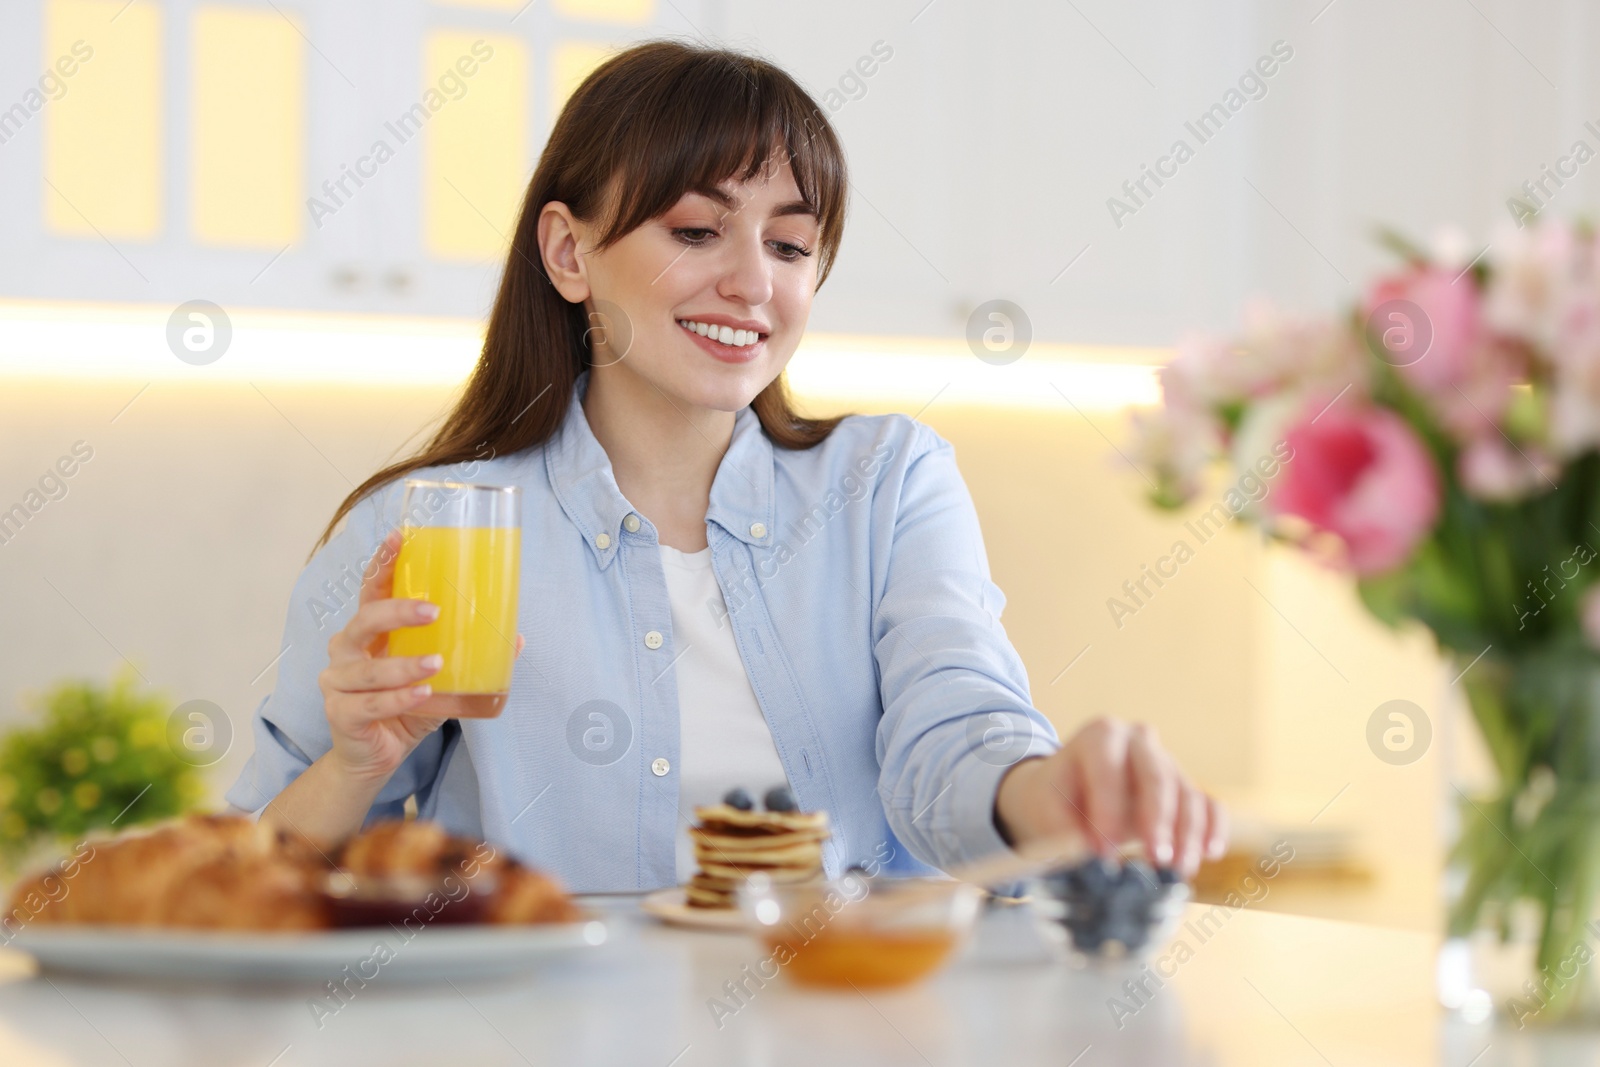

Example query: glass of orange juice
[387,479,522,719]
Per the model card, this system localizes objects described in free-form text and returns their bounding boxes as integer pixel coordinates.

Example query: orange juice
[389,525,521,718]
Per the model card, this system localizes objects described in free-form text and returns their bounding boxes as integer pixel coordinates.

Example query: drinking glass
[387,479,522,718]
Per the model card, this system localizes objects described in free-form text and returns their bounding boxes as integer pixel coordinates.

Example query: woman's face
[545,157,821,414]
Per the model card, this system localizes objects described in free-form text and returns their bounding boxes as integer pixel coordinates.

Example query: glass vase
[1437,643,1600,1026]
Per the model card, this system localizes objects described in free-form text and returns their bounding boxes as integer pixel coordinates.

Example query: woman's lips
[679,321,766,364]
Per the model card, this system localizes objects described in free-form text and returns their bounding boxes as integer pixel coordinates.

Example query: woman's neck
[580,365,735,552]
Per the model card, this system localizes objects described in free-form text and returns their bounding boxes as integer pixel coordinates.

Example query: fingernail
[421,655,443,671]
[418,602,439,621]
[1207,838,1226,860]
[1154,839,1174,866]
[412,684,431,698]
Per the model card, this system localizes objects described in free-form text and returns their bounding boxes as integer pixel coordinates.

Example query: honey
[762,926,957,988]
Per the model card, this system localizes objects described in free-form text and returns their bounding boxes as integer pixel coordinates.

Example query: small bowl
[1028,859,1189,961]
[736,872,983,989]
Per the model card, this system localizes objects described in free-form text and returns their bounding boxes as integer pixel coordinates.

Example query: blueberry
[1119,860,1156,892]
[1039,856,1175,956]
[1155,865,1182,886]
[1069,900,1105,930]
[763,786,797,812]
[722,787,754,811]
[1105,885,1150,923]
[1067,921,1107,953]
[1105,919,1150,951]
[1076,856,1118,896]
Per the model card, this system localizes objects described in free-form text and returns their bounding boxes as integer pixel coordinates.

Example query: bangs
[557,41,849,286]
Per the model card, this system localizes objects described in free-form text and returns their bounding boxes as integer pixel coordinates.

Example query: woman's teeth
[678,319,762,348]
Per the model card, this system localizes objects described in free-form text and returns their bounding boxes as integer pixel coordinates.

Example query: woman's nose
[717,233,775,308]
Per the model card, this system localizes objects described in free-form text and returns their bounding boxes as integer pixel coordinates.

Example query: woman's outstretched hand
[993,717,1227,876]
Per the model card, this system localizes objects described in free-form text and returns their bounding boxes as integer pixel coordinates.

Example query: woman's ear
[537,201,590,303]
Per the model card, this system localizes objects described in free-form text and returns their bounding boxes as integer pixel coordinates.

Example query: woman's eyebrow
[770,200,818,220]
[688,186,817,220]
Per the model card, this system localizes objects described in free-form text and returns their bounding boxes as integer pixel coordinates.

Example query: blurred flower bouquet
[0,670,205,874]
[1134,218,1600,1022]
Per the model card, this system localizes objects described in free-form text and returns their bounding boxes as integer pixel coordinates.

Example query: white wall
[5,0,1597,339]
[735,0,1599,344]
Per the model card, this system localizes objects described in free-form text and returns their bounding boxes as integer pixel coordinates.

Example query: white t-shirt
[659,543,792,884]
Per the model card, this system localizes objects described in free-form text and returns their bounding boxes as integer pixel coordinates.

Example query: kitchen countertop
[0,896,1565,1066]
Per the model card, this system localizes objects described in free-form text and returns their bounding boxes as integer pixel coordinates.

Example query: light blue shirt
[226,368,1060,891]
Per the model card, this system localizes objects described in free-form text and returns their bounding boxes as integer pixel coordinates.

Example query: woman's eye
[672,227,716,245]
[770,240,813,261]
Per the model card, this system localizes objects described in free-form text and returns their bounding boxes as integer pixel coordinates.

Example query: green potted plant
[0,668,207,875]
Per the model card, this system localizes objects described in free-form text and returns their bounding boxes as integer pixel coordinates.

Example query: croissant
[336,819,579,924]
[3,813,576,932]
[5,814,331,931]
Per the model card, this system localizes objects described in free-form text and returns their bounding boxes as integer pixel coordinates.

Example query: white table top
[0,897,1575,1066]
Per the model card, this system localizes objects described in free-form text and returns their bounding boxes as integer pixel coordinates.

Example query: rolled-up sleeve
[873,421,1060,872]
[224,481,453,822]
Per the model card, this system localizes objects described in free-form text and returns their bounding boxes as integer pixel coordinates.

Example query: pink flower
[1484,217,1581,348]
[1130,400,1219,505]
[1365,266,1483,393]
[1457,437,1556,502]
[1366,267,1524,439]
[1236,300,1368,402]
[1549,360,1600,455]
[1485,220,1600,456]
[1162,302,1368,410]
[1267,404,1442,575]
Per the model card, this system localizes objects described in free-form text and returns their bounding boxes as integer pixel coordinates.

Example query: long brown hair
[312,38,852,556]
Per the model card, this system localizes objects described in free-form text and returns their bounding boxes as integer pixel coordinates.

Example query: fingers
[322,653,441,694]
[1128,725,1177,868]
[1173,782,1210,877]
[331,597,439,664]
[515,634,525,656]
[1204,795,1229,862]
[1060,716,1223,875]
[335,683,436,723]
[1070,718,1131,855]
[359,528,403,608]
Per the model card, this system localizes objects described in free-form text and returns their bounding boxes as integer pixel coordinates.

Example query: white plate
[639,887,746,932]
[6,919,608,983]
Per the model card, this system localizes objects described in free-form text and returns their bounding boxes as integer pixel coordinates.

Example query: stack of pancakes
[686,803,830,909]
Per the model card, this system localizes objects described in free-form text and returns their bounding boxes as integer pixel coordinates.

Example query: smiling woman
[230,39,1226,895]
[305,38,850,553]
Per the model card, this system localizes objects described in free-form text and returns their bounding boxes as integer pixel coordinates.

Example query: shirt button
[624,514,641,533]
[644,630,664,649]
[595,532,611,549]
[651,757,670,776]
[750,521,767,539]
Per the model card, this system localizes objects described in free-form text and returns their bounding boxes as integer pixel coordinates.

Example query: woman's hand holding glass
[318,528,524,785]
